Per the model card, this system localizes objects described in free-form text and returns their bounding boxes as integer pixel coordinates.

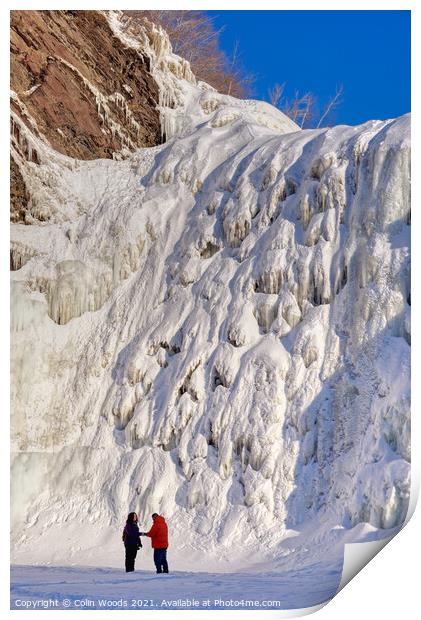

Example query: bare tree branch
[299,93,316,128]
[317,85,344,128]
[268,82,286,108]
[124,10,253,98]
[282,90,316,128]
[268,82,344,129]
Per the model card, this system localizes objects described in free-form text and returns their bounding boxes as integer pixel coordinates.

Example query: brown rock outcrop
[10,156,29,223]
[10,10,161,161]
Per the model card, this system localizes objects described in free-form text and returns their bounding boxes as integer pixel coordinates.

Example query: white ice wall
[10,12,410,566]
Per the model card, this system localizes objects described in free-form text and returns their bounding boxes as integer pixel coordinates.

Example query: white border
[2,1,418,619]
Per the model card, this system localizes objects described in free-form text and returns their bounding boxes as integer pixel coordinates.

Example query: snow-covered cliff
[11,11,410,569]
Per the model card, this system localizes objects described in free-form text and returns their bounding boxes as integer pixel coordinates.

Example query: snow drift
[10,11,410,569]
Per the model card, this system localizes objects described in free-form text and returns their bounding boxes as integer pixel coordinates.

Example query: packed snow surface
[10,565,341,611]
[10,523,400,610]
[11,11,410,592]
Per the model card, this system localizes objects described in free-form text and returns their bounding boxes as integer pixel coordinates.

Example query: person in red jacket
[140,513,169,574]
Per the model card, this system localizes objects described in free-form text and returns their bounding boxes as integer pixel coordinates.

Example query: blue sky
[206,10,411,127]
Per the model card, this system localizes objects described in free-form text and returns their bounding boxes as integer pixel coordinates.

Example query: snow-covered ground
[10,11,410,611]
[10,564,340,611]
[10,520,400,611]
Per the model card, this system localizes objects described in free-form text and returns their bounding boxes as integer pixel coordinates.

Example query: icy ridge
[106,10,298,141]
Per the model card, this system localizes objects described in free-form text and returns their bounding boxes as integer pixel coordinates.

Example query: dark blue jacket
[122,522,141,546]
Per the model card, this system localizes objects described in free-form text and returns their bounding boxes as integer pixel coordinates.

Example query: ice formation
[11,11,410,568]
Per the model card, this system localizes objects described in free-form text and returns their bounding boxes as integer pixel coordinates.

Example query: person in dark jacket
[122,512,142,572]
[140,513,169,574]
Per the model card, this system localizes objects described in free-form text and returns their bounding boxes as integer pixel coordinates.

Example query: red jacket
[145,515,168,548]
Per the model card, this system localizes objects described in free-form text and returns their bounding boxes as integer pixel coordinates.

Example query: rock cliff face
[10,10,161,221]
[10,157,29,224]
